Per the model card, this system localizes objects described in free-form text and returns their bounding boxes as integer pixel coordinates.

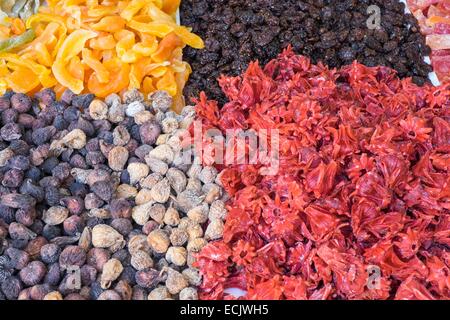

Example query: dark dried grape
[1,276,22,300]
[1,123,22,141]
[19,261,47,286]
[181,0,432,105]
[40,244,61,264]
[31,126,56,145]
[59,245,86,269]
[34,88,56,107]
[91,180,114,202]
[135,268,161,289]
[11,93,32,113]
[5,248,30,270]
[44,263,61,286]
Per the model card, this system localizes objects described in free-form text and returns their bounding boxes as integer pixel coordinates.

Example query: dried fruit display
[407,0,450,83]
[193,48,450,300]
[181,0,433,105]
[0,0,448,302]
[0,87,225,300]
[0,0,203,112]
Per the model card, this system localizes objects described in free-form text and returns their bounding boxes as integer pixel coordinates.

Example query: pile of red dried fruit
[193,48,450,300]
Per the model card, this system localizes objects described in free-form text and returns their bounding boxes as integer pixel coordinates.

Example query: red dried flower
[232,240,256,267]
[399,115,433,143]
[193,48,450,300]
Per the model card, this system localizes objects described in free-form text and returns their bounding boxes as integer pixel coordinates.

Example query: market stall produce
[181,0,433,104]
[0,87,225,300]
[0,0,203,111]
[0,0,448,301]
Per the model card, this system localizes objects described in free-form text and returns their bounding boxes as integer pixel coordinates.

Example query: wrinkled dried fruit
[100,258,123,289]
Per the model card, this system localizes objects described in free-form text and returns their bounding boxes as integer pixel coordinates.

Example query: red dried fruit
[193,48,450,300]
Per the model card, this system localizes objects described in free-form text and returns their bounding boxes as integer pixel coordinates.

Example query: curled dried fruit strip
[91,16,126,33]
[82,48,109,83]
[162,0,181,14]
[151,32,183,62]
[87,59,130,98]
[52,29,97,93]
[121,0,148,21]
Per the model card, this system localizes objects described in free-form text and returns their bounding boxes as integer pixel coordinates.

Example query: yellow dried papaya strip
[143,1,174,24]
[101,49,114,61]
[115,29,135,57]
[171,60,189,73]
[68,55,85,81]
[38,73,58,88]
[0,52,50,76]
[142,76,155,94]
[19,22,59,56]
[91,16,126,32]
[0,53,55,92]
[52,29,97,93]
[81,48,109,83]
[87,59,130,97]
[121,51,139,63]
[172,25,204,49]
[156,68,176,96]
[127,19,204,49]
[26,13,66,30]
[162,0,180,15]
[26,14,67,57]
[55,29,97,63]
[120,0,147,21]
[89,34,116,50]
[148,65,168,78]
[52,60,84,93]
[5,65,40,92]
[34,42,53,66]
[10,18,26,35]
[63,0,87,7]
[151,32,183,62]
[0,60,8,76]
[127,20,173,38]
[65,6,83,30]
[132,33,158,56]
[87,5,118,18]
[129,57,169,88]
[173,64,190,113]
[170,48,192,76]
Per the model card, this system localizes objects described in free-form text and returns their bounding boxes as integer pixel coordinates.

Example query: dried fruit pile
[407,0,450,83]
[0,87,226,300]
[181,0,432,105]
[0,0,448,302]
[194,49,450,300]
[0,0,203,111]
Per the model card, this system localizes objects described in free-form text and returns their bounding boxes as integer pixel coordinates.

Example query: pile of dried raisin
[181,0,433,105]
[0,88,226,300]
